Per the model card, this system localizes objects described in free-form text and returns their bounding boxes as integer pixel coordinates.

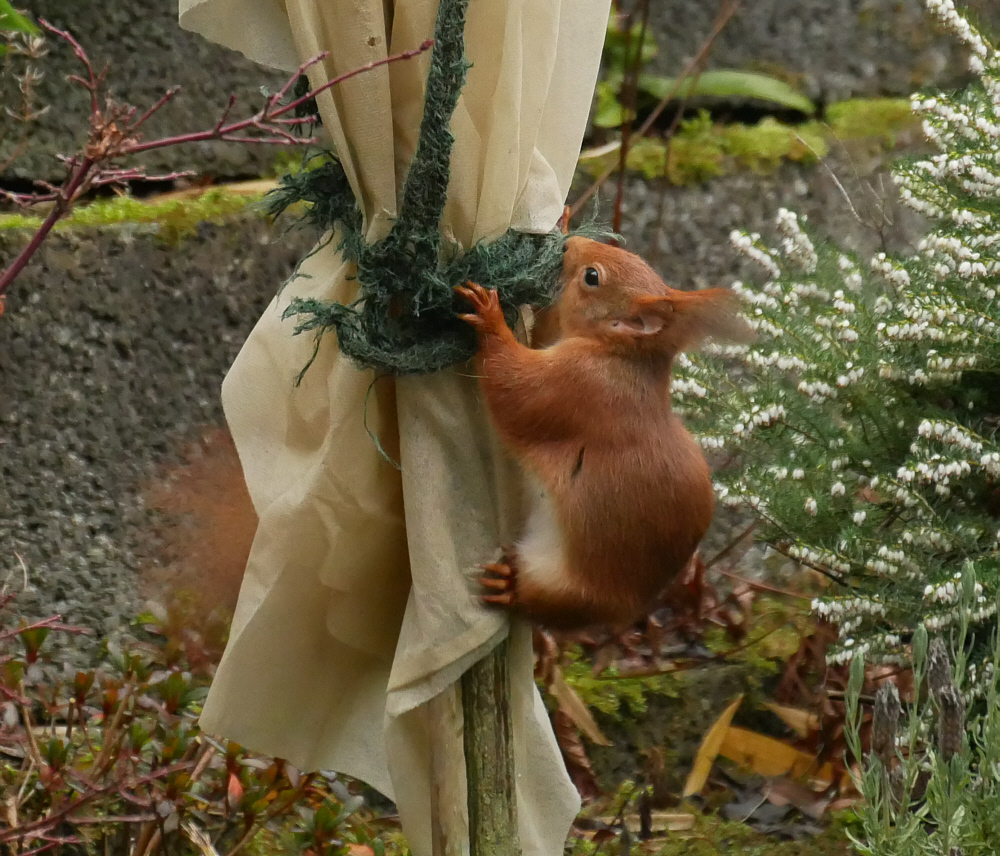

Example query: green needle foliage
[676,0,1000,673]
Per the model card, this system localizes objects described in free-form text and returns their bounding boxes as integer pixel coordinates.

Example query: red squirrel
[455,236,748,630]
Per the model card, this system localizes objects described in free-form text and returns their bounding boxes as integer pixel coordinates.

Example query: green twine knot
[266,0,605,378]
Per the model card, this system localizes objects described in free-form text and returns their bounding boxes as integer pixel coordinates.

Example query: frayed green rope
[266,0,609,377]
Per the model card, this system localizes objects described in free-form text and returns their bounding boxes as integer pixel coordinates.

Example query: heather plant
[675,0,1000,676]
[0,587,377,856]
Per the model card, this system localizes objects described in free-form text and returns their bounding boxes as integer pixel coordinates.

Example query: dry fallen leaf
[682,694,744,797]
[549,664,611,746]
[719,726,836,784]
[553,708,602,800]
[624,812,697,834]
[764,703,820,739]
[763,777,832,820]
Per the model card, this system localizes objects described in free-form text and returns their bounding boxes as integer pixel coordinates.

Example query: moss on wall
[580,96,920,185]
[0,186,272,242]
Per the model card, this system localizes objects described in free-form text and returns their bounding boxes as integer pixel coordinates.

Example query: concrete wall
[0,218,312,648]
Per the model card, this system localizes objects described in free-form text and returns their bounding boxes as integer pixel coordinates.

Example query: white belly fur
[516,475,572,594]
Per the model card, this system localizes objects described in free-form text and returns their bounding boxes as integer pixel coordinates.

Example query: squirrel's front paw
[455,281,505,333]
[478,549,519,609]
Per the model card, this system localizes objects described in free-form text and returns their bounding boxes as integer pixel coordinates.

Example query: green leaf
[638,69,815,116]
[592,80,633,129]
[0,1,38,35]
[603,13,658,71]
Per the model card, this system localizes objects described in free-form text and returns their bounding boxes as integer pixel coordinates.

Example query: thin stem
[125,40,433,156]
[704,519,756,569]
[0,156,93,296]
[611,0,651,235]
[0,613,85,643]
[714,568,812,600]
[131,86,181,132]
[569,0,742,219]
[276,40,431,118]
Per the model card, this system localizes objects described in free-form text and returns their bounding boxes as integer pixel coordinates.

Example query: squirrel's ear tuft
[636,288,753,352]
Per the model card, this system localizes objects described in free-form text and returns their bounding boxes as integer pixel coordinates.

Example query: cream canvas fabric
[178,1,610,854]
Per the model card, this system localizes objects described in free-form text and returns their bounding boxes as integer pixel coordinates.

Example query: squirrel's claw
[455,282,504,330]
[478,554,518,609]
[479,561,513,577]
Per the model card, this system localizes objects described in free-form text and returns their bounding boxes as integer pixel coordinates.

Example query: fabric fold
[180,1,611,853]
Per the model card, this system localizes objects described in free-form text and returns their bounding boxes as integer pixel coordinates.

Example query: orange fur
[456,237,749,631]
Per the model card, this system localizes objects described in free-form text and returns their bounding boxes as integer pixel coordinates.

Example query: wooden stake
[461,637,521,856]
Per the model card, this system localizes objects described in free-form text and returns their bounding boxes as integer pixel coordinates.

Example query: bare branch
[214,94,238,132]
[131,85,181,132]
[0,27,431,300]
[126,38,434,156]
[0,614,87,644]
[91,168,194,186]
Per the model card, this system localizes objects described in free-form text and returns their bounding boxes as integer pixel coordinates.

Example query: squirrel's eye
[583,267,600,288]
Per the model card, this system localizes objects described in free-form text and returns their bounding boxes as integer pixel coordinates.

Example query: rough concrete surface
[2,0,293,183]
[647,0,1000,102]
[0,217,313,650]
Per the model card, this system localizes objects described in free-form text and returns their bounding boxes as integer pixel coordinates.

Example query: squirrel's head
[559,237,751,357]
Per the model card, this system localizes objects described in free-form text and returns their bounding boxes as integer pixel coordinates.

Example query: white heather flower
[830,481,846,497]
[730,230,781,277]
[672,378,708,398]
[805,497,818,515]
[775,208,818,272]
[792,469,805,480]
[853,511,867,525]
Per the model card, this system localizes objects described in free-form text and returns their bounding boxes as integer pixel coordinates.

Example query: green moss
[723,117,828,172]
[826,97,919,147]
[270,148,316,179]
[0,212,41,231]
[582,96,920,186]
[583,111,827,185]
[556,645,682,718]
[0,187,269,241]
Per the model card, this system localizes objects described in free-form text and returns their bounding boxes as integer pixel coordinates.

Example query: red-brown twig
[0,614,88,644]
[570,0,743,222]
[0,762,191,844]
[611,0,652,236]
[123,39,433,156]
[714,568,813,600]
[16,837,87,856]
[0,21,433,299]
